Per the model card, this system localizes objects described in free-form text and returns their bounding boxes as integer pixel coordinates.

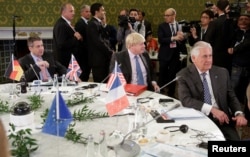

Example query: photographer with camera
[117,8,145,51]
[188,9,214,46]
[204,0,235,74]
[205,1,218,18]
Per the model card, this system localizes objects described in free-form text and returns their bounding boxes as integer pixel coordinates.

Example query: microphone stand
[145,76,180,98]
[12,16,18,57]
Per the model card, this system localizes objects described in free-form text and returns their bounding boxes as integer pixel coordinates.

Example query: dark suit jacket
[204,15,234,69]
[87,17,113,68]
[75,18,88,57]
[177,64,242,117]
[109,50,155,91]
[75,18,89,67]
[144,19,152,35]
[53,17,79,67]
[157,22,187,62]
[18,52,66,82]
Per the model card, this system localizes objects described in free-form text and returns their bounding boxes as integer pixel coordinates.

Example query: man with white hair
[177,41,248,141]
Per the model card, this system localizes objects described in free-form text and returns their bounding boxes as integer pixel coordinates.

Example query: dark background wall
[0,0,217,35]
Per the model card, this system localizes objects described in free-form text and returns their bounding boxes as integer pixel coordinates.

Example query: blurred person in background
[228,14,250,121]
[75,4,91,81]
[188,9,214,46]
[117,8,145,51]
[138,10,152,37]
[101,14,117,51]
[157,7,187,98]
[204,0,235,74]
[87,3,114,82]
[53,3,82,67]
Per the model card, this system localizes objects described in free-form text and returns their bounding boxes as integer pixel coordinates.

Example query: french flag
[105,62,129,117]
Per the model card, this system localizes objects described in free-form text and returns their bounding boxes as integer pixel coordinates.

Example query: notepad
[166,107,205,119]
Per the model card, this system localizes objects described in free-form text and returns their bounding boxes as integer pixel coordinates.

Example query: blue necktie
[135,55,144,85]
[202,73,211,105]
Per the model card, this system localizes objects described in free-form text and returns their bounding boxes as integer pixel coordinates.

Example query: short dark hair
[27,36,42,47]
[90,3,103,16]
[129,8,138,14]
[216,0,229,11]
[201,9,214,19]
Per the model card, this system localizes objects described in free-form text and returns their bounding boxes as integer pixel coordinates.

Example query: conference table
[0,82,225,157]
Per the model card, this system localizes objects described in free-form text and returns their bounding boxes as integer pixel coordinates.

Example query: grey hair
[190,41,212,57]
[80,4,90,12]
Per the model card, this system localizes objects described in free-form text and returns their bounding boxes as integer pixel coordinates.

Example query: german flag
[4,54,24,81]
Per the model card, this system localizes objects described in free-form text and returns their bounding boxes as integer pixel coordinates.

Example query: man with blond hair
[109,32,159,91]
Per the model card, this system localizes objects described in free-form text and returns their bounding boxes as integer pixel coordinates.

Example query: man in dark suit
[109,32,159,91]
[204,0,234,74]
[19,36,66,82]
[75,4,91,81]
[157,8,187,97]
[177,41,248,141]
[138,10,152,37]
[87,3,114,82]
[53,2,82,68]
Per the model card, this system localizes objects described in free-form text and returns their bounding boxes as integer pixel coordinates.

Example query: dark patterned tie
[202,73,211,105]
[171,24,176,35]
[135,55,144,85]
[201,29,205,40]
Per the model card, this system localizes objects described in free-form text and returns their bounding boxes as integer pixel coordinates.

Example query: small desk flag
[65,54,82,81]
[106,62,129,116]
[106,62,126,90]
[4,53,24,81]
[42,91,73,137]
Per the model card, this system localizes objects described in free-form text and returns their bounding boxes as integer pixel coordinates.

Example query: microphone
[30,64,40,81]
[145,76,181,98]
[158,76,181,92]
[115,103,180,157]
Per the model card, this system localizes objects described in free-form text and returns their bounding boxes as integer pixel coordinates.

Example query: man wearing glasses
[157,8,187,98]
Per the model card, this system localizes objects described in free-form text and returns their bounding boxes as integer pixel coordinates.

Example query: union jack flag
[106,61,126,90]
[66,54,82,81]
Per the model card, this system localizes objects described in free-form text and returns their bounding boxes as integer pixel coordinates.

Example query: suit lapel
[209,68,219,101]
[189,65,203,94]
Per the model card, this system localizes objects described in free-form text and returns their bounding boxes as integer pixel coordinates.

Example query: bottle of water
[61,74,67,87]
[53,74,58,87]
[86,134,95,157]
[97,130,108,157]
[20,75,27,93]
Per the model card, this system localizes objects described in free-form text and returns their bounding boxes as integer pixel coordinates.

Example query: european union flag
[42,92,73,137]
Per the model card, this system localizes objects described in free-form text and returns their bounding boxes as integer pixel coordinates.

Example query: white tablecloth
[0,82,225,157]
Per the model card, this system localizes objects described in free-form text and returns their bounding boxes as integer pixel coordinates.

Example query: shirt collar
[81,17,88,24]
[61,16,71,25]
